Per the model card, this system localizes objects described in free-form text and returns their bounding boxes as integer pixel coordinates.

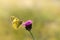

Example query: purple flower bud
[23,20,32,31]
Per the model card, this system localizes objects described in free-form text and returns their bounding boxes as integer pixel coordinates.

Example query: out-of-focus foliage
[0,0,60,40]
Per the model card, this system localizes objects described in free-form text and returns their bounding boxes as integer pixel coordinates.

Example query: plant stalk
[29,31,35,40]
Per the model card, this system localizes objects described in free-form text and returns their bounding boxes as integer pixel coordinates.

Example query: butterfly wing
[11,16,22,30]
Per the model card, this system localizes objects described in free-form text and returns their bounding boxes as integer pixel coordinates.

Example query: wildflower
[23,20,35,40]
[10,16,23,30]
[23,20,32,31]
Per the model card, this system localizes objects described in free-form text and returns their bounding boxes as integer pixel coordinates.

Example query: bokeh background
[0,0,60,40]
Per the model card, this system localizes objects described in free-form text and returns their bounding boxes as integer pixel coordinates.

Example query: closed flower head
[23,20,32,31]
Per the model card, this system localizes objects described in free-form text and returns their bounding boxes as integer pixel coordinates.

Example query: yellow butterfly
[10,16,23,30]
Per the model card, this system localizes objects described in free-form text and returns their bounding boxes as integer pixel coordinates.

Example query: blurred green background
[0,0,60,40]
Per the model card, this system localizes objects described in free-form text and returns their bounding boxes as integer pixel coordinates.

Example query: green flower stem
[29,31,35,40]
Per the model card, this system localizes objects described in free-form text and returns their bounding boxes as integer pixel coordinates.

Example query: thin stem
[29,31,35,40]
